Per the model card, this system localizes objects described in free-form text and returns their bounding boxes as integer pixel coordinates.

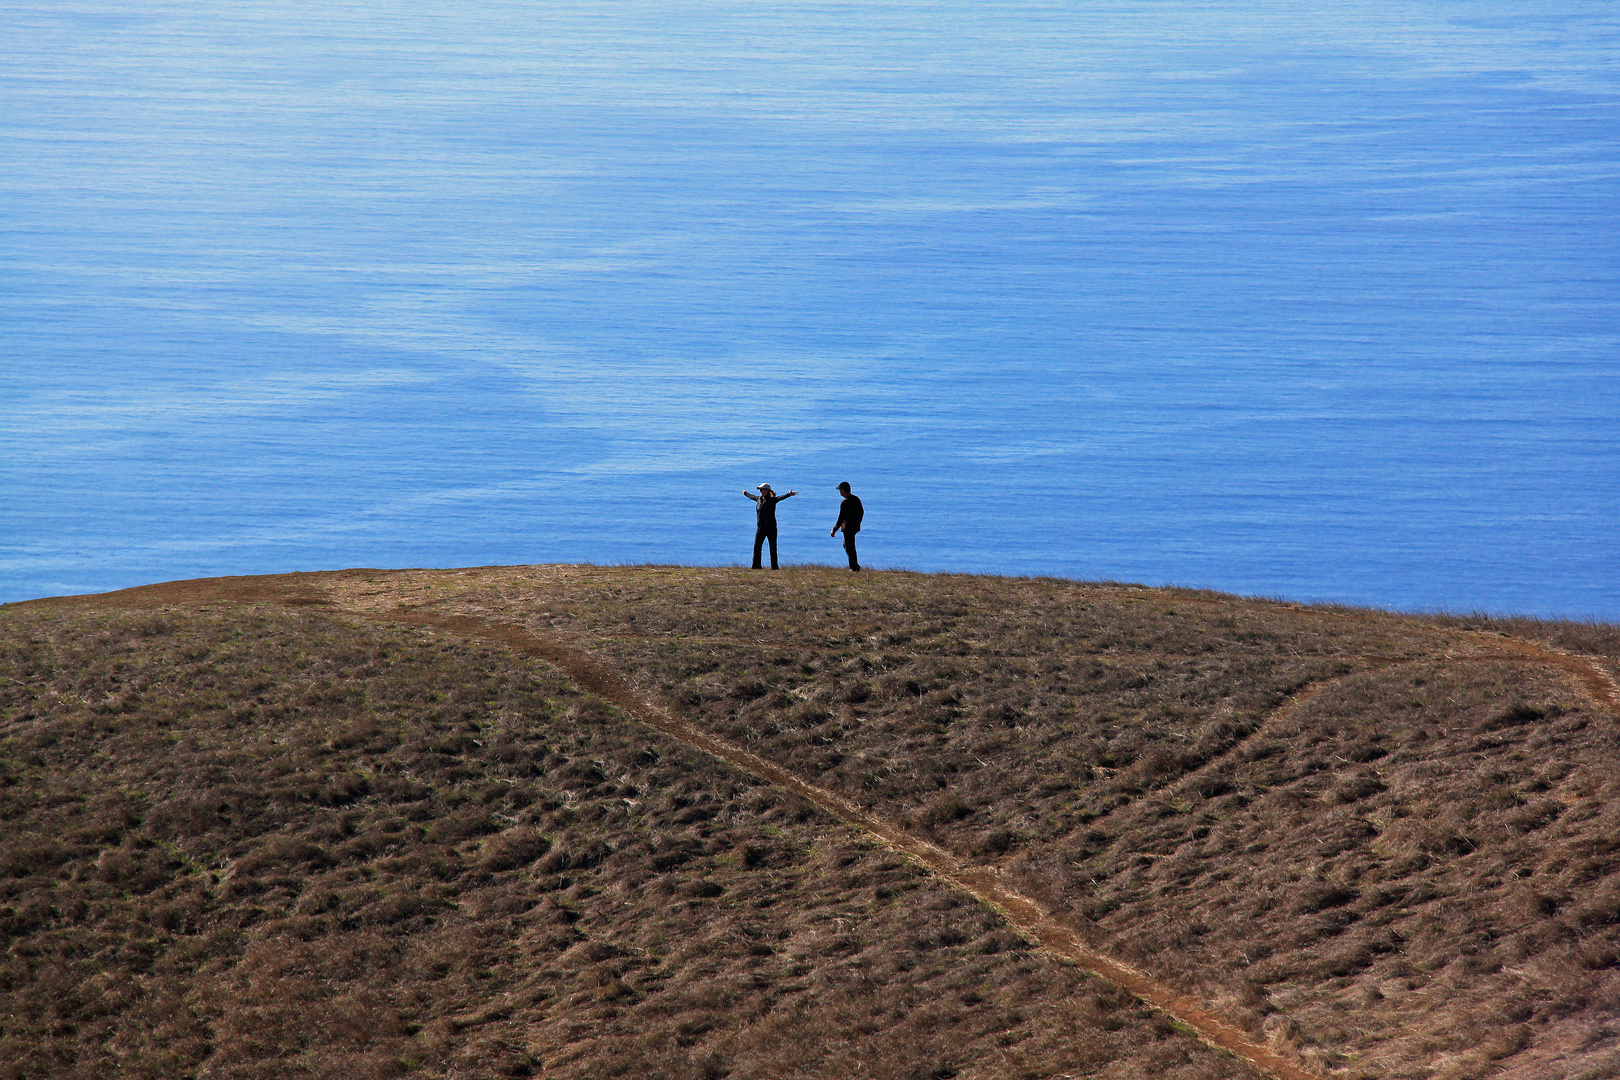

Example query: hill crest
[4,566,1618,1080]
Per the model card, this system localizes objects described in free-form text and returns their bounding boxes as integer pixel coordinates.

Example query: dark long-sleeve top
[834,494,863,534]
[746,491,793,528]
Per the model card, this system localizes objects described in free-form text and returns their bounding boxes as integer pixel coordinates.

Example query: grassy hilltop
[2,566,1618,1080]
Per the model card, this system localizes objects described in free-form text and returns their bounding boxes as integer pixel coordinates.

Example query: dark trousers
[842,530,859,570]
[753,526,778,569]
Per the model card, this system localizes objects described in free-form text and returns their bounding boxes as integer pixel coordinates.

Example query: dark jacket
[834,494,864,535]
[750,492,791,528]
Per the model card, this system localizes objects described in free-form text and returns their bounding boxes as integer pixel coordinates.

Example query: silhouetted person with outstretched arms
[831,481,863,571]
[743,483,797,569]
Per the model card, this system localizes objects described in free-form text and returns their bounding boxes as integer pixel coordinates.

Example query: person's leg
[844,531,860,570]
[767,527,779,569]
[753,527,766,569]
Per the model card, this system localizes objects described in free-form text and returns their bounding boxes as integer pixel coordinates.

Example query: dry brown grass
[6,565,1619,1079]
[0,593,1259,1080]
[308,564,1620,1080]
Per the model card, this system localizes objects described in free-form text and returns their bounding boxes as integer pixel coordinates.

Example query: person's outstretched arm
[781,490,798,499]
[743,490,759,501]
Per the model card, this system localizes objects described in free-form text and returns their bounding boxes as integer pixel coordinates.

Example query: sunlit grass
[4,566,1619,1079]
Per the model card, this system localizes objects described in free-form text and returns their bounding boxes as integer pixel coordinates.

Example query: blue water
[4,1,1618,618]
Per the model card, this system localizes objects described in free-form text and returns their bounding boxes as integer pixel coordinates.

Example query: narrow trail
[1452,634,1620,715]
[1148,639,1620,815]
[370,609,1620,1080]
[385,610,1319,1080]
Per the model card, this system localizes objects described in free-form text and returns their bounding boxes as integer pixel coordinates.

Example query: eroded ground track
[373,606,1618,1080]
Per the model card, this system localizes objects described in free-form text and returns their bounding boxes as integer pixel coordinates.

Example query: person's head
[758,483,774,495]
[836,481,852,494]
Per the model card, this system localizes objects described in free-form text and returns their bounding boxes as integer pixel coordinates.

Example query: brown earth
[5,565,1619,1080]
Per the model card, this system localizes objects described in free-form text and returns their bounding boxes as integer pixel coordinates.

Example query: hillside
[3,566,1618,1080]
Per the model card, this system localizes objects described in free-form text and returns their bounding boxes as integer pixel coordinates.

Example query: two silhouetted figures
[742,481,862,571]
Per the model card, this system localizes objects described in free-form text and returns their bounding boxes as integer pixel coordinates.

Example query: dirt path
[365,610,1620,1080]
[1155,638,1620,816]
[384,610,1318,1080]
[1455,634,1620,715]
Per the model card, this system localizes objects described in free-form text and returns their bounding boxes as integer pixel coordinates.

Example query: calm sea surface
[4,1,1617,618]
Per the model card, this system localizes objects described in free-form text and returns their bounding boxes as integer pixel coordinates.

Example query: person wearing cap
[830,482,864,571]
[742,483,797,569]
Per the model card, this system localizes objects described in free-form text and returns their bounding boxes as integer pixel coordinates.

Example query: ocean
[3,0,1617,618]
